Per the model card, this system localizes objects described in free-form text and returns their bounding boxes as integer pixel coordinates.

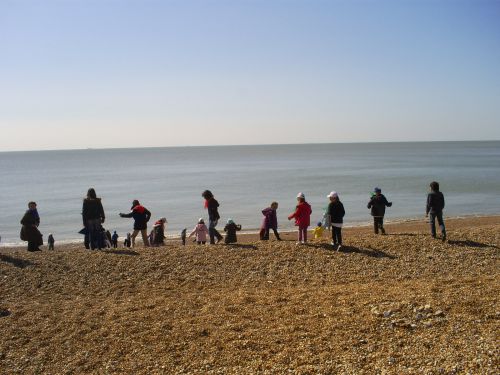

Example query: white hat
[296,192,305,199]
[327,191,338,198]
[198,218,204,223]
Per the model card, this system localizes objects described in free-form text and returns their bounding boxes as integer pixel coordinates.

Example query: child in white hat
[327,191,345,250]
[189,218,209,245]
[288,192,312,245]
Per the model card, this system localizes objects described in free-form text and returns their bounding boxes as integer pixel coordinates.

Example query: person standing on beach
[151,217,167,247]
[224,218,242,244]
[260,202,282,241]
[288,192,312,245]
[20,201,43,252]
[426,181,446,241]
[47,233,55,250]
[119,200,151,247]
[111,231,118,248]
[189,218,209,245]
[202,190,223,244]
[327,191,345,250]
[367,187,392,234]
[82,188,106,250]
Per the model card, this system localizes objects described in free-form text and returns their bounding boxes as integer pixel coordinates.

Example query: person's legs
[302,227,308,243]
[436,211,446,240]
[336,227,343,245]
[429,213,437,238]
[141,229,150,247]
[297,228,303,243]
[208,219,216,244]
[131,230,139,247]
[373,217,379,234]
[379,217,386,235]
[272,228,281,240]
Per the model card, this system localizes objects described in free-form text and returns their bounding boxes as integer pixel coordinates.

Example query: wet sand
[0,216,498,374]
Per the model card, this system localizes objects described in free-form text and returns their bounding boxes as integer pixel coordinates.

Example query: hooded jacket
[367,194,392,217]
[190,223,209,242]
[82,197,105,225]
[328,200,345,224]
[261,207,278,230]
[288,201,312,227]
[426,191,445,214]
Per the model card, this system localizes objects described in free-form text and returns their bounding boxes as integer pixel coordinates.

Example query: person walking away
[367,187,392,234]
[202,190,223,244]
[111,231,119,248]
[20,201,43,252]
[124,232,132,248]
[189,218,209,245]
[288,192,312,245]
[181,228,187,246]
[47,233,55,250]
[151,217,167,246]
[313,222,324,240]
[119,200,151,247]
[426,181,446,241]
[224,219,242,244]
[82,188,106,250]
[327,191,345,251]
[260,202,282,241]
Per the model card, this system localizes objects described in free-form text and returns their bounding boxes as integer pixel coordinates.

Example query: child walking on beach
[367,187,392,234]
[47,233,55,250]
[288,192,312,245]
[189,218,209,245]
[426,181,446,241]
[224,219,242,244]
[202,190,223,244]
[327,191,345,250]
[260,202,281,241]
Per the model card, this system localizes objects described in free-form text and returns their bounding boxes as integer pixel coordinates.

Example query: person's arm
[426,194,431,216]
[236,224,241,231]
[99,200,105,223]
[367,198,373,209]
[82,201,87,226]
[442,193,445,210]
[384,196,392,207]
[119,211,134,218]
[288,207,298,220]
[144,208,151,222]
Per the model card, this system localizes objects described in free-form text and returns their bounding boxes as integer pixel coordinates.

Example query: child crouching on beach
[260,202,281,241]
[313,222,324,240]
[150,217,167,246]
[224,219,241,244]
[327,191,345,250]
[189,218,209,245]
[288,192,312,245]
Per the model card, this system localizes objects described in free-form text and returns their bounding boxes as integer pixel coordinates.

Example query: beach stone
[434,310,445,317]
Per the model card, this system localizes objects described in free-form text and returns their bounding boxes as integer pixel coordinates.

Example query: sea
[1,141,499,246]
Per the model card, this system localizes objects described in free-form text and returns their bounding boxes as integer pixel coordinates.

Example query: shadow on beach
[386,233,418,237]
[225,244,259,250]
[306,243,396,259]
[101,249,140,256]
[0,254,35,268]
[447,240,499,249]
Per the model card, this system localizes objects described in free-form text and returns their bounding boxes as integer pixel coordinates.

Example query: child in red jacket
[288,192,312,245]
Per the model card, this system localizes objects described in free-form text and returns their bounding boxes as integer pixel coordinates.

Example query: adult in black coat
[20,201,43,251]
[367,187,392,234]
[82,188,106,250]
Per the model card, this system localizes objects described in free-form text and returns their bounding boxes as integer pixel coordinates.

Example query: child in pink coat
[288,192,312,244]
[189,218,209,245]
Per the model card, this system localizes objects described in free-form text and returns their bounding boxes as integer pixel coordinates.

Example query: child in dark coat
[327,191,345,250]
[20,201,43,252]
[260,202,281,241]
[426,181,446,241]
[367,187,392,234]
[202,190,224,244]
[224,219,241,244]
[47,233,55,250]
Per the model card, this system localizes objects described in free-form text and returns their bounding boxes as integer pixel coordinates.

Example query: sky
[0,0,499,151]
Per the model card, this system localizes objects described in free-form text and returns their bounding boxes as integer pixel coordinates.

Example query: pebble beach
[0,216,498,374]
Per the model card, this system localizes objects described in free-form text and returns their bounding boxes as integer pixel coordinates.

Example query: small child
[151,218,167,246]
[260,202,281,241]
[124,232,132,248]
[181,228,187,246]
[327,191,345,250]
[426,181,446,241]
[367,187,392,235]
[189,218,209,245]
[288,192,312,245]
[312,222,324,240]
[224,218,241,244]
[111,231,119,248]
[47,233,55,250]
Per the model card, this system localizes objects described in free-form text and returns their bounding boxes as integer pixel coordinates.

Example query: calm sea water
[1,141,499,246]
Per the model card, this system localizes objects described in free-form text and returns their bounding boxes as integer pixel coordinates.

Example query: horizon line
[1,139,499,153]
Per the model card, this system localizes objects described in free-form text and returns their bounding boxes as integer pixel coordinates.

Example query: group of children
[19,182,447,252]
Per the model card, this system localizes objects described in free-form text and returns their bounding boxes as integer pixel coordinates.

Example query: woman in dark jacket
[82,188,105,250]
[202,190,223,244]
[20,201,43,252]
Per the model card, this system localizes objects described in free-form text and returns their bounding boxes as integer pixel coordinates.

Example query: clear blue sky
[1,0,499,151]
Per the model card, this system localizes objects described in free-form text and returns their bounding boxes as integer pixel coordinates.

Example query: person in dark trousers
[202,190,223,244]
[47,233,55,250]
[20,201,43,252]
[181,228,187,246]
[367,187,393,234]
[120,200,152,247]
[82,188,106,250]
[426,181,446,241]
[327,191,345,250]
[124,232,131,248]
[151,217,167,247]
[111,231,118,248]
[224,219,242,244]
[260,202,282,241]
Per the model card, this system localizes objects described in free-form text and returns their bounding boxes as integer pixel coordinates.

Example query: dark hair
[28,201,37,207]
[430,181,440,192]
[132,199,140,208]
[298,197,305,203]
[202,190,213,199]
[87,188,97,199]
